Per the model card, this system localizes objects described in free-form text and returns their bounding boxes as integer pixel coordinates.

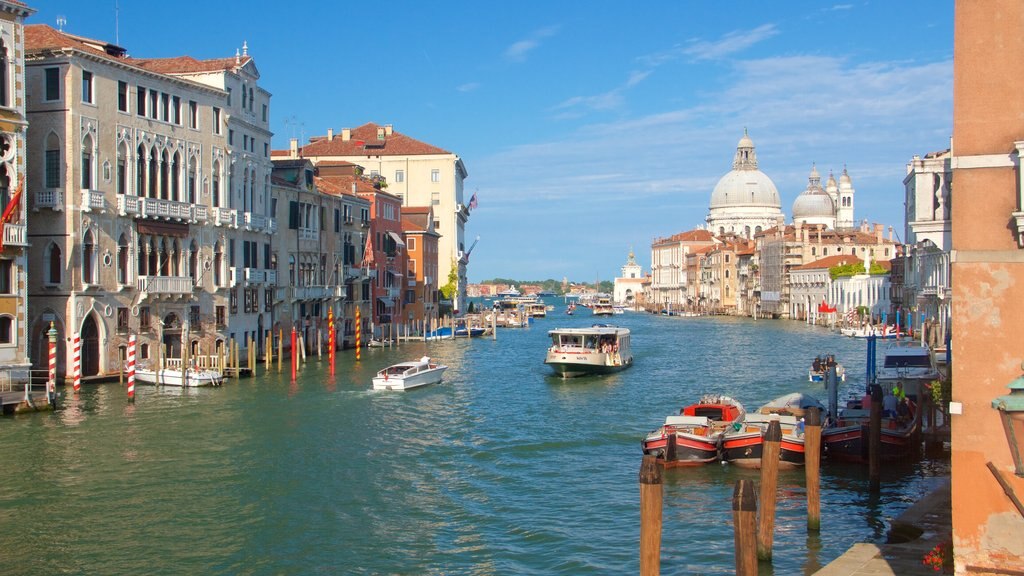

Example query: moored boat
[721,393,825,468]
[372,356,448,391]
[544,324,632,378]
[134,367,224,387]
[821,396,920,462]
[809,354,846,382]
[641,395,745,466]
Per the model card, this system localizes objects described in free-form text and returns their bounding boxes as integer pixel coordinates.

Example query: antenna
[115,0,119,45]
[56,15,66,32]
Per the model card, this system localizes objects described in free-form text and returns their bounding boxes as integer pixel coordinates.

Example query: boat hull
[642,433,720,466]
[822,421,920,462]
[721,430,806,468]
[372,366,447,391]
[544,355,632,378]
[134,369,223,387]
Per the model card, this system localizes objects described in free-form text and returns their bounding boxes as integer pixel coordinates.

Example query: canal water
[0,307,948,575]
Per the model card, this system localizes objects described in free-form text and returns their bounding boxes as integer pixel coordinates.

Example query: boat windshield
[556,334,583,347]
[883,355,932,368]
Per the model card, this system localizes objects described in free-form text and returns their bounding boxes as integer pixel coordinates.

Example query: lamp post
[992,362,1024,477]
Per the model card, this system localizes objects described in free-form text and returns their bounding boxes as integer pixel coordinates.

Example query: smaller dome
[792,164,835,221]
[737,129,754,149]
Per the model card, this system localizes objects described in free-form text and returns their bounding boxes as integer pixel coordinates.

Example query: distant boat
[134,367,223,387]
[537,290,556,297]
[496,286,521,298]
[592,295,614,316]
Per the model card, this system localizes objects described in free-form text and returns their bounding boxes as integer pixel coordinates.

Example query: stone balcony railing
[298,228,318,241]
[265,217,277,235]
[80,189,106,213]
[118,195,206,224]
[3,223,27,247]
[266,269,278,284]
[244,212,266,232]
[214,207,238,228]
[34,189,63,211]
[137,275,193,296]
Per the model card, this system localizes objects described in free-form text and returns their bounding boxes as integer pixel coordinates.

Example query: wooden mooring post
[733,479,757,576]
[805,406,822,531]
[757,419,782,561]
[639,455,662,576]
[869,383,883,492]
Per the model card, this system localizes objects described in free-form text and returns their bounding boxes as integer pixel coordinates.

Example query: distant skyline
[30,1,953,283]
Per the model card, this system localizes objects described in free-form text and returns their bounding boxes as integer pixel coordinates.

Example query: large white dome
[792,165,836,223]
[706,131,784,238]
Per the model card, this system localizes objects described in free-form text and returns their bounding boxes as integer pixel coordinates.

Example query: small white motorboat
[134,367,224,387]
[372,356,448,391]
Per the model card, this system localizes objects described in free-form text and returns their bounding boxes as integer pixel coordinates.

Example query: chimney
[385,124,393,136]
[327,128,334,141]
[874,223,883,244]
[342,128,351,141]
[289,138,298,159]
[377,127,385,140]
[817,224,823,244]
[888,225,894,242]
[351,182,357,194]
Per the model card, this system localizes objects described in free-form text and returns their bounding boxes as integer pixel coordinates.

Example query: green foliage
[440,259,459,300]
[478,278,613,294]
[829,261,889,280]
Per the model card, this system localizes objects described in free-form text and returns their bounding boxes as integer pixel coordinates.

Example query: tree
[440,258,458,300]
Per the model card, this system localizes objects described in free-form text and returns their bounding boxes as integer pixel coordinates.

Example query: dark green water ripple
[0,309,947,575]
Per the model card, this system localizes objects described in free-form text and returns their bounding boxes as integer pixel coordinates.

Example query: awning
[377,297,395,307]
[387,231,406,247]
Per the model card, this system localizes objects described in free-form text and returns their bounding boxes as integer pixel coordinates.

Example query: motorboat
[613,305,626,315]
[372,356,448,391]
[566,303,576,315]
[366,338,393,348]
[876,343,940,390]
[592,295,615,316]
[809,355,846,382]
[544,324,632,378]
[822,392,920,462]
[840,324,899,339]
[641,395,745,466]
[134,367,223,387]
[720,393,825,468]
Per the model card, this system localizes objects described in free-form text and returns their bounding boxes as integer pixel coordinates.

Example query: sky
[30,1,953,284]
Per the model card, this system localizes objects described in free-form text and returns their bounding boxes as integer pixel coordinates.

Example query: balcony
[299,228,318,241]
[80,189,106,213]
[293,286,330,300]
[117,195,195,222]
[266,269,278,284]
[214,207,238,228]
[244,212,266,232]
[229,266,239,287]
[265,217,277,235]
[3,224,27,247]
[191,204,208,223]
[244,268,266,285]
[360,219,370,228]
[34,189,63,211]
[137,275,193,297]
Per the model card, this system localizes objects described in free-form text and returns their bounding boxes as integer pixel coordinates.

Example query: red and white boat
[721,393,825,469]
[641,395,745,466]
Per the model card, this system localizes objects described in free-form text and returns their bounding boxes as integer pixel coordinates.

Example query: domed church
[706,130,784,239]
[791,164,856,230]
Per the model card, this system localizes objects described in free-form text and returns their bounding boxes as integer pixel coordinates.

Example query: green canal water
[0,309,948,575]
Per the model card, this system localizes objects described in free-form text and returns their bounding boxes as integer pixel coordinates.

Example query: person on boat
[893,382,906,402]
[882,390,898,417]
[813,356,822,372]
[896,398,912,425]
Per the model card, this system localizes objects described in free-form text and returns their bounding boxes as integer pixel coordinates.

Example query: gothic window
[0,40,8,107]
[0,315,11,344]
[148,146,157,198]
[117,142,127,195]
[171,152,181,201]
[213,242,223,287]
[212,160,221,207]
[46,242,62,284]
[189,241,198,285]
[81,134,93,189]
[160,150,169,200]
[82,229,96,284]
[117,233,129,285]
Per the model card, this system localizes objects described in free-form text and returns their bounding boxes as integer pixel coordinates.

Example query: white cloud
[683,23,780,61]
[503,25,559,63]
[457,82,481,93]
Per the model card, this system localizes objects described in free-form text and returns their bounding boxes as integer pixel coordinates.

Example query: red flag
[360,233,374,268]
[468,192,478,211]
[817,299,836,314]
[0,175,24,251]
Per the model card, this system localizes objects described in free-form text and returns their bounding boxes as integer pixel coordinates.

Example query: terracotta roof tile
[131,55,253,74]
[285,123,451,157]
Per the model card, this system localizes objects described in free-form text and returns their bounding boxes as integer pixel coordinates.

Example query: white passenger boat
[592,295,615,316]
[372,356,448,391]
[134,367,224,387]
[544,324,633,378]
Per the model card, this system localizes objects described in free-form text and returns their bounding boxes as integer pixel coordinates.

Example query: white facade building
[613,249,644,308]
[706,130,784,239]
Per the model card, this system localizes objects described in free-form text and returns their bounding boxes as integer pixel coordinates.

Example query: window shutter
[289,201,299,229]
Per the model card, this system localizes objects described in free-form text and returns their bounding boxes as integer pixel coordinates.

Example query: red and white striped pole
[328,307,335,375]
[72,332,81,392]
[355,307,362,361]
[47,322,57,405]
[290,326,297,381]
[127,334,136,402]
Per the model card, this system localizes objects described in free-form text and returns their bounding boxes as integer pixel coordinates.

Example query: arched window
[118,233,129,285]
[136,144,146,195]
[0,315,11,344]
[82,229,96,284]
[160,150,170,200]
[213,242,223,286]
[148,146,157,198]
[289,255,295,286]
[212,160,221,208]
[81,134,94,189]
[171,151,181,201]
[188,161,196,204]
[46,243,62,284]
[140,343,150,360]
[189,241,198,285]
[117,142,127,195]
[0,40,8,108]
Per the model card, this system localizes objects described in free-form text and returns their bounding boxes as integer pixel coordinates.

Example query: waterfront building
[612,249,644,308]
[0,1,34,384]
[24,25,242,378]
[700,239,744,314]
[706,130,784,239]
[279,123,471,314]
[686,245,713,311]
[755,221,897,319]
[899,149,952,340]
[950,2,1024,570]
[400,206,440,328]
[826,253,892,322]
[132,42,277,355]
[790,254,860,324]
[648,228,716,311]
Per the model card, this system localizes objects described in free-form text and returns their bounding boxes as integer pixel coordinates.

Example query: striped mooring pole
[355,307,362,361]
[72,332,82,392]
[127,334,136,402]
[328,307,336,374]
[47,322,57,405]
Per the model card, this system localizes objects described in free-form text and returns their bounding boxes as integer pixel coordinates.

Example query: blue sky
[31,1,953,284]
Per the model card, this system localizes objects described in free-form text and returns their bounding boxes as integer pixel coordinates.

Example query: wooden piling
[266,333,272,370]
[277,329,283,372]
[804,406,822,531]
[733,479,757,576]
[869,383,883,492]
[757,419,782,561]
[639,455,663,576]
[665,432,677,463]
